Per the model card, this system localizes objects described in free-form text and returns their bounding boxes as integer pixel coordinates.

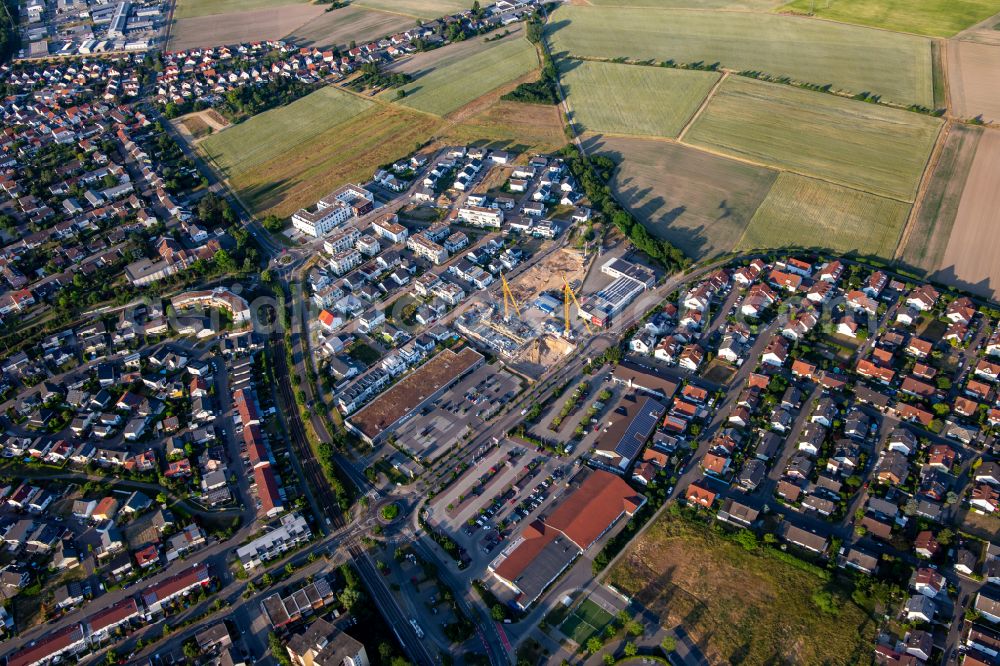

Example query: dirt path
[894,119,952,261]
[677,70,728,143]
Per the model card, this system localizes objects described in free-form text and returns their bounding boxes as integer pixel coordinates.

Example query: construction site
[454,249,595,378]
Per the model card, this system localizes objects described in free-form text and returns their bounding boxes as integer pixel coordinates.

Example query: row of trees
[503,12,558,104]
[561,147,689,273]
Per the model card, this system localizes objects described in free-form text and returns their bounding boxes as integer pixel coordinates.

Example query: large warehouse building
[489,469,645,610]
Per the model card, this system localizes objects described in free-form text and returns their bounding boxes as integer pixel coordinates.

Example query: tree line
[560,146,689,273]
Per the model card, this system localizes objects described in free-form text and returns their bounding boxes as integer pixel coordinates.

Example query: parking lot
[392,364,521,463]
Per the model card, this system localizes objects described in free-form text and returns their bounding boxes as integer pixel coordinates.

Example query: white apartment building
[458,206,503,229]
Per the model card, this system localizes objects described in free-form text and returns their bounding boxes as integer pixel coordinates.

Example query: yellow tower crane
[500,271,522,321]
[563,275,592,338]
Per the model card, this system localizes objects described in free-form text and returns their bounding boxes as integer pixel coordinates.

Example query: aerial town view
[1,0,1000,664]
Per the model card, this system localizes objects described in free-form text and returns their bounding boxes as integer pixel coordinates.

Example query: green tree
[586,637,603,654]
[624,642,638,657]
[491,604,505,621]
[269,632,292,666]
[661,635,677,653]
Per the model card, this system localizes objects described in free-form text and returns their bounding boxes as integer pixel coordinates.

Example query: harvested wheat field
[937,128,1000,297]
[547,5,935,106]
[386,33,539,116]
[684,76,942,201]
[508,247,587,305]
[284,5,414,51]
[220,105,442,218]
[560,59,720,138]
[737,173,910,258]
[949,40,1000,123]
[609,512,877,666]
[898,123,982,273]
[585,134,777,259]
[169,4,325,51]
[436,101,566,156]
[172,0,309,19]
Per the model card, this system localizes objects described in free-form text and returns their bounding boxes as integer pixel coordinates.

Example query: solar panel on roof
[614,398,663,461]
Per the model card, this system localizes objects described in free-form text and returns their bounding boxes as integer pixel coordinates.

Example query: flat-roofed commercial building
[346,347,484,445]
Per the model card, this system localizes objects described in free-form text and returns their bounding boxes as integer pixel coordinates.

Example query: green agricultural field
[351,0,470,19]
[737,173,911,257]
[684,76,942,201]
[390,37,539,116]
[586,135,777,259]
[561,60,719,138]
[200,86,372,178]
[172,0,308,19]
[780,0,1000,38]
[547,6,934,106]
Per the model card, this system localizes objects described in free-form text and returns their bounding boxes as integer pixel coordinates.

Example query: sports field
[609,513,877,665]
[558,598,614,645]
[684,77,941,201]
[586,135,777,259]
[201,86,373,177]
[389,36,539,116]
[284,5,415,51]
[172,0,308,19]
[737,173,910,257]
[546,6,934,106]
[780,0,1000,37]
[899,124,982,273]
[351,0,468,19]
[561,60,719,138]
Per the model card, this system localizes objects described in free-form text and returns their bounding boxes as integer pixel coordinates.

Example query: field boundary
[677,70,728,142]
[895,119,952,261]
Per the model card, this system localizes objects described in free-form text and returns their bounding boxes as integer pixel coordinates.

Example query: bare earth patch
[168,4,325,51]
[936,127,1000,297]
[898,123,982,273]
[948,39,1000,122]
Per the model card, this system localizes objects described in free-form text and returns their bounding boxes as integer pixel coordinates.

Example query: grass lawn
[351,0,469,19]
[390,37,539,116]
[736,173,911,258]
[547,5,934,106]
[684,76,942,201]
[609,512,876,665]
[436,100,567,155]
[585,134,777,259]
[206,103,442,218]
[899,124,982,273]
[200,86,372,178]
[780,0,1000,37]
[560,59,719,138]
[172,0,308,19]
